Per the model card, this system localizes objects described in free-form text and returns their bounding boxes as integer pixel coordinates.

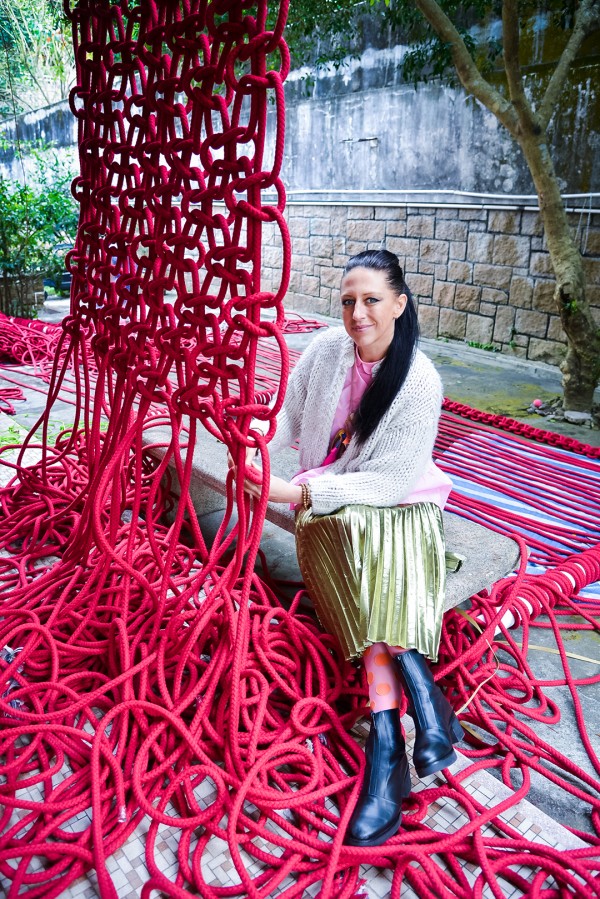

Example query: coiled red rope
[0,3,599,898]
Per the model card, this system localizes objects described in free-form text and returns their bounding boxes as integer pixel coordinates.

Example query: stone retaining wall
[262,205,600,366]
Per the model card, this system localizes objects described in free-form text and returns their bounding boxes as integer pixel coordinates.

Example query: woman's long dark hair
[344,249,419,445]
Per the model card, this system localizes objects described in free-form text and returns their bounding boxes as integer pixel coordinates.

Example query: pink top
[290,350,452,509]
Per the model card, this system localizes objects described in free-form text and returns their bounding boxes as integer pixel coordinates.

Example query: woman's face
[340,267,407,362]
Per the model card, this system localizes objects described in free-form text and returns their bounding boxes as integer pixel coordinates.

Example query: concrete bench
[144,423,523,611]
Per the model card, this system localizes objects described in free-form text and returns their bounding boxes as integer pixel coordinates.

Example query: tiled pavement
[2,714,586,898]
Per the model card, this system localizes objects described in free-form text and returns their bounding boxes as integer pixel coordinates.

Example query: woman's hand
[227,450,302,505]
[244,472,302,505]
[227,446,257,472]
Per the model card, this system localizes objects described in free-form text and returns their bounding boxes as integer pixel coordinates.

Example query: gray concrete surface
[423,335,600,446]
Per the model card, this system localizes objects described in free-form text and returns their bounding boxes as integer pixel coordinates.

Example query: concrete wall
[4,66,598,370]
[261,204,600,366]
[3,38,598,197]
[0,100,77,183]
[4,40,597,197]
[276,44,600,195]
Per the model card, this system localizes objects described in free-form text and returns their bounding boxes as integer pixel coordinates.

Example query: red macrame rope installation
[0,3,599,898]
[443,397,600,460]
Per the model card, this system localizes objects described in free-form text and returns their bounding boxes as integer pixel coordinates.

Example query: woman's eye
[341,298,354,306]
[366,297,379,304]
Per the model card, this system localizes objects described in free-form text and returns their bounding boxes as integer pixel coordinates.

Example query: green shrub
[0,150,78,317]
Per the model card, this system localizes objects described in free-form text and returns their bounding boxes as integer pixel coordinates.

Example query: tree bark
[518,131,600,412]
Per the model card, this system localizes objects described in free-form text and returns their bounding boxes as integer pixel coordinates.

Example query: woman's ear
[394,293,408,319]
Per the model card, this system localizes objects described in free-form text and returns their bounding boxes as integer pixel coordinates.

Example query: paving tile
[2,720,582,899]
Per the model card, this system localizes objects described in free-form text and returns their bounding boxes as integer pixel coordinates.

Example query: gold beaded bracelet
[300,482,312,510]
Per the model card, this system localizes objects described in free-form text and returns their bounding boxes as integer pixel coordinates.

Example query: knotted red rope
[443,397,600,460]
[0,3,599,898]
[0,387,24,416]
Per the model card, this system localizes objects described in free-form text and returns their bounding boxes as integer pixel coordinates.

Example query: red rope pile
[434,413,600,567]
[0,2,599,898]
[0,313,61,412]
[0,313,64,372]
[443,398,600,460]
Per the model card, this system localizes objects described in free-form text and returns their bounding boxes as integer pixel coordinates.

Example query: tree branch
[414,0,519,137]
[502,0,537,134]
[539,0,600,130]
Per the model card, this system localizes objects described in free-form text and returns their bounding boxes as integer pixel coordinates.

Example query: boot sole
[414,715,464,779]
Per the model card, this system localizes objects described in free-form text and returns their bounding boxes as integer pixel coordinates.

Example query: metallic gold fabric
[295,502,446,662]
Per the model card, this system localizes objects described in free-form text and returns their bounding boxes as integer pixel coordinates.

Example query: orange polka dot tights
[363,643,407,713]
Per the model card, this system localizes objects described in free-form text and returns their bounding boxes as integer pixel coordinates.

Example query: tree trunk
[410,0,600,413]
[518,131,600,413]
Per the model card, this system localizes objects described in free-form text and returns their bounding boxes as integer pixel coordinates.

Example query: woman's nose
[352,301,365,320]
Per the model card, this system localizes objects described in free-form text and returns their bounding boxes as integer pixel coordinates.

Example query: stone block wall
[261,205,600,366]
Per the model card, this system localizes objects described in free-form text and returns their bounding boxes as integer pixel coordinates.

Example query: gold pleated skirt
[295,502,446,662]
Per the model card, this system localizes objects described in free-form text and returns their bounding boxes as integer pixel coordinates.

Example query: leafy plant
[0,423,24,447]
[0,0,75,118]
[266,0,362,71]
[0,417,73,447]
[466,340,500,352]
[0,148,78,316]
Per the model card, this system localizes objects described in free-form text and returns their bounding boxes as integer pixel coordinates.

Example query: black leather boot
[345,708,411,847]
[394,650,463,778]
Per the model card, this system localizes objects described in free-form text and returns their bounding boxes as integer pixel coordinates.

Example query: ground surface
[0,300,598,896]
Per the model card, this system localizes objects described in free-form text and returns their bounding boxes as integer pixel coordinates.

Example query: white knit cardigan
[268,327,444,516]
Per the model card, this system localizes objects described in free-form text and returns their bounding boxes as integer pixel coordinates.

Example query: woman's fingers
[243,477,261,497]
[227,449,259,472]
[227,449,262,495]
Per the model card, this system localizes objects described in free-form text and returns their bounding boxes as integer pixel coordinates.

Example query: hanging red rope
[0,2,599,898]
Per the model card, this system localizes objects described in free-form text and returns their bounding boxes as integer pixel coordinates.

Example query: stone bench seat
[144,423,523,611]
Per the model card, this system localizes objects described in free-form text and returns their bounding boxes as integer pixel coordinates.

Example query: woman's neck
[356,345,387,364]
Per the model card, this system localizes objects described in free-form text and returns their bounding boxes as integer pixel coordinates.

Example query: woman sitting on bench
[233,249,463,847]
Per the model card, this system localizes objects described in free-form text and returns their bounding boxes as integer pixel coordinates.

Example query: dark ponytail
[344,250,419,445]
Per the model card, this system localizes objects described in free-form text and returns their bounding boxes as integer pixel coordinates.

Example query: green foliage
[0,423,24,446]
[0,417,72,447]
[0,0,74,118]
[466,339,500,351]
[0,147,78,316]
[279,0,589,85]
[268,0,363,70]
[384,1,488,86]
